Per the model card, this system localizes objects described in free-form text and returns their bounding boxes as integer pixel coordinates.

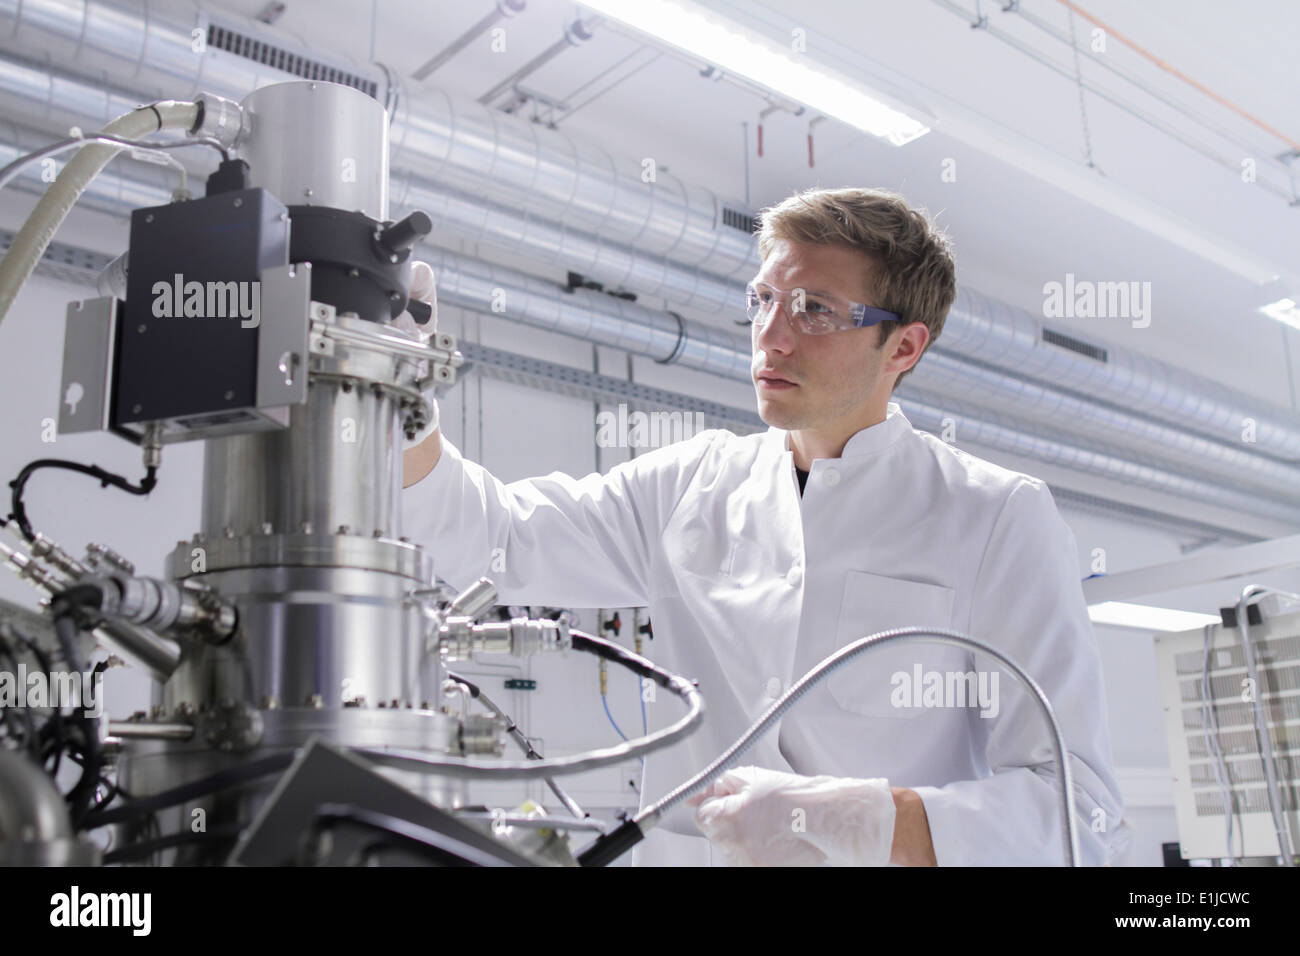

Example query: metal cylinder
[0,751,100,866]
[162,562,434,713]
[238,81,389,220]
[200,381,403,541]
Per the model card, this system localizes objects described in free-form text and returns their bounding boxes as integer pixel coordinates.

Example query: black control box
[115,188,289,429]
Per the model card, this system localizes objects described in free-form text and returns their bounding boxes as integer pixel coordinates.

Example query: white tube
[0,100,199,324]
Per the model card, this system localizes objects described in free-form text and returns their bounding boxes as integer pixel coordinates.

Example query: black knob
[376,211,432,256]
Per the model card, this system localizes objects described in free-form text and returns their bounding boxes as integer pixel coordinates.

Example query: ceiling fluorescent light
[1087,601,1221,632]
[1260,297,1300,331]
[578,0,930,146]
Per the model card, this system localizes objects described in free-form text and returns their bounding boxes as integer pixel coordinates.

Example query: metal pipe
[354,628,703,781]
[1233,585,1297,865]
[106,720,196,740]
[0,535,182,680]
[1008,2,1293,164]
[942,287,1300,464]
[1053,0,1300,155]
[476,16,597,106]
[412,0,527,81]
[930,0,1296,201]
[639,626,1081,866]
[919,348,1300,502]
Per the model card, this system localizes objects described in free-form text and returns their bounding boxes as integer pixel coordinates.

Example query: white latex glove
[690,766,896,867]
[395,260,439,448]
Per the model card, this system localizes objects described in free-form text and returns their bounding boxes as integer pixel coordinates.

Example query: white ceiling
[209,0,1300,407]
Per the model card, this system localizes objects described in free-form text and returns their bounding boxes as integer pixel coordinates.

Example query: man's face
[750,239,895,430]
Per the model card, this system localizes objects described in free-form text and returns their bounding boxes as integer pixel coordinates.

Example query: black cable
[7,459,157,543]
[443,670,480,697]
[7,626,66,775]
[61,749,132,816]
[310,805,496,867]
[79,751,295,830]
[102,823,242,865]
[49,585,105,825]
[569,628,687,690]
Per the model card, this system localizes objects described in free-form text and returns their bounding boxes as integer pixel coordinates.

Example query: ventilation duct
[942,288,1300,463]
[4,132,1297,530]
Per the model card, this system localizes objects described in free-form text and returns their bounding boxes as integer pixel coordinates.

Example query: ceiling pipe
[3,132,1298,530]
[915,349,1300,501]
[942,287,1300,463]
[476,14,596,106]
[412,0,527,81]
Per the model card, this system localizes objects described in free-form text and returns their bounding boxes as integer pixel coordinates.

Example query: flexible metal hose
[636,626,1082,867]
[353,628,704,779]
[0,100,200,324]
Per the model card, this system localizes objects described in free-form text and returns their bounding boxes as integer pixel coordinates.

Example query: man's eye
[806,300,833,314]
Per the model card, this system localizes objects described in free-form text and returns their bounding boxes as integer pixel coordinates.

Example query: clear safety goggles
[741,280,901,335]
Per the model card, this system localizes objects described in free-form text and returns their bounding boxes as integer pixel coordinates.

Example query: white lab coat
[401,402,1128,866]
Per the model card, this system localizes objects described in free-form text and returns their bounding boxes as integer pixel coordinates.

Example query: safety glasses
[740,280,901,335]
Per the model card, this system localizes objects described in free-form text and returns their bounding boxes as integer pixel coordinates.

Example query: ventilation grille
[206,24,378,99]
[1042,327,1108,363]
[721,206,757,235]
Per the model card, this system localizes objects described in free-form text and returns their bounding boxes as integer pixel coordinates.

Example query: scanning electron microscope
[0,79,706,867]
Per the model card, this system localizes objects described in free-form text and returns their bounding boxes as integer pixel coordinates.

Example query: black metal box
[115,188,289,429]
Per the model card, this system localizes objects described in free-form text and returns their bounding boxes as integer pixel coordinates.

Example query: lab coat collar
[767,402,912,460]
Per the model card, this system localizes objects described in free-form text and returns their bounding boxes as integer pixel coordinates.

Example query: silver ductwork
[916,349,1300,500]
[390,172,741,311]
[419,244,752,380]
[941,288,1300,463]
[900,389,1300,526]
[2,118,1298,529]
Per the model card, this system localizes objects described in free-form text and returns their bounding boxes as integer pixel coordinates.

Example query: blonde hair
[755,187,956,387]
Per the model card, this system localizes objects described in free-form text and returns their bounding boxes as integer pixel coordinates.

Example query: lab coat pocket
[826,570,958,719]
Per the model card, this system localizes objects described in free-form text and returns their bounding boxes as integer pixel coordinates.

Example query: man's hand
[689,766,900,866]
[400,260,442,487]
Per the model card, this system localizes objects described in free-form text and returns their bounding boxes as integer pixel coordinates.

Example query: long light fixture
[578,0,931,146]
[1087,601,1221,632]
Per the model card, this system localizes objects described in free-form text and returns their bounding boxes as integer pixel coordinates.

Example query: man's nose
[754,301,797,353]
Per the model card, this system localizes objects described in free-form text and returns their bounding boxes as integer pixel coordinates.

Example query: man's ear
[886,322,930,378]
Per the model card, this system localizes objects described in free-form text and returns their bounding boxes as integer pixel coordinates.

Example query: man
[402,187,1128,866]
